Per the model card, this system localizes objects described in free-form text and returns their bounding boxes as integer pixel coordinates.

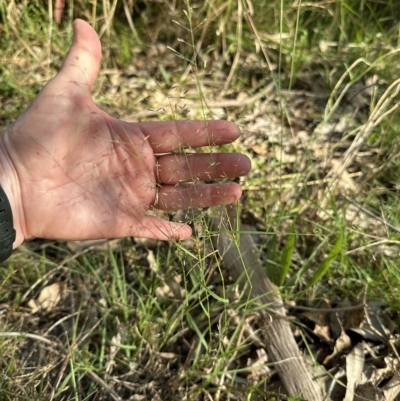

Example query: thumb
[58,19,102,89]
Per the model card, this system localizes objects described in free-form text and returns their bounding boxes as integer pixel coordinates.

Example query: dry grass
[1,0,400,399]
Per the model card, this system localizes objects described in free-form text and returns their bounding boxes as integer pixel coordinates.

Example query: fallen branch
[211,205,323,400]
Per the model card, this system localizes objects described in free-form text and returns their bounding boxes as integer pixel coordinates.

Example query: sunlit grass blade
[306,233,343,290]
[279,225,296,286]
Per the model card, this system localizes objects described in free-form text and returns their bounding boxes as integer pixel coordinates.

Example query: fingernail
[224,194,238,204]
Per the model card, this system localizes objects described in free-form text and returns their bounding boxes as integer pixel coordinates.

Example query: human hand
[0,20,251,247]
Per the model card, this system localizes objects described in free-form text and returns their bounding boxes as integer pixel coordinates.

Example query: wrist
[0,126,26,249]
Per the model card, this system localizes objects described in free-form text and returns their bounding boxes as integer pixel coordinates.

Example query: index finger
[136,120,241,153]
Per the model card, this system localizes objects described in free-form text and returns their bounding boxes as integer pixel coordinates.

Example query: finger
[137,120,241,153]
[156,153,251,184]
[58,19,102,89]
[157,182,242,211]
[131,216,192,241]
[54,0,65,24]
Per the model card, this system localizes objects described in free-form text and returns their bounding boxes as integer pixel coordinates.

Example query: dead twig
[211,205,323,400]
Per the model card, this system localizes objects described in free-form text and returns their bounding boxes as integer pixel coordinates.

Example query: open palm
[0,20,250,246]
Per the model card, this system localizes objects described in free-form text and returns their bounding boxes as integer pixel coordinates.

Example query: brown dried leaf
[344,343,364,401]
[28,282,66,313]
[354,382,384,401]
[323,329,352,366]
[247,348,271,381]
[352,303,395,342]
[155,275,185,299]
[311,300,333,344]
[342,305,365,332]
[383,373,400,401]
[331,160,360,193]
[147,250,159,273]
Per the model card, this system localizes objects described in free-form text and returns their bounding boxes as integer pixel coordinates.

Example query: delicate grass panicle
[1,0,400,399]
